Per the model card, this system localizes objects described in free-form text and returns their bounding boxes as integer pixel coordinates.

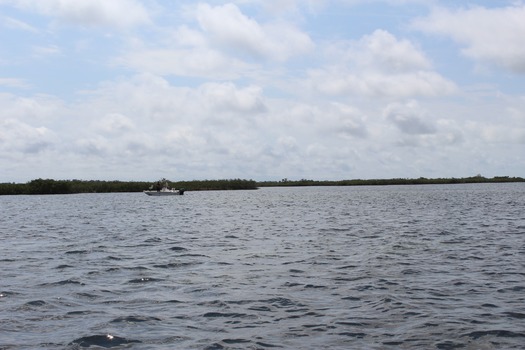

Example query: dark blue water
[1,184,524,349]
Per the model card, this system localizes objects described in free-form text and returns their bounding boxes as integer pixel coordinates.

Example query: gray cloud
[384,101,436,135]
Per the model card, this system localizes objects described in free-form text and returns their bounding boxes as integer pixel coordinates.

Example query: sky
[1,0,524,182]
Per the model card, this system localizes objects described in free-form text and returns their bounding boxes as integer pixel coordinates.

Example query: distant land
[0,178,257,195]
[0,176,523,195]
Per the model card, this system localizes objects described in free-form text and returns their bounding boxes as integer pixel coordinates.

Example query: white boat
[144,180,184,196]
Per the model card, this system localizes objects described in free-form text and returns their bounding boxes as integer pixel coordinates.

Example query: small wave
[304,284,327,289]
[336,265,358,270]
[111,315,161,323]
[341,296,361,301]
[65,250,89,254]
[164,299,183,304]
[202,312,253,319]
[441,238,467,244]
[153,262,196,269]
[340,332,366,338]
[303,323,328,331]
[438,230,455,235]
[481,303,498,308]
[127,277,163,284]
[223,338,251,344]
[67,310,95,316]
[107,256,122,261]
[356,284,375,291]
[198,300,228,307]
[179,253,209,258]
[282,259,308,265]
[0,291,19,298]
[41,279,84,287]
[504,312,525,319]
[205,339,259,349]
[288,269,304,273]
[332,277,363,284]
[255,341,282,348]
[55,264,73,269]
[465,330,525,339]
[336,321,369,326]
[248,305,272,312]
[498,286,525,293]
[283,282,302,287]
[435,340,464,349]
[382,340,403,345]
[69,334,141,348]
[465,255,484,260]
[265,297,305,309]
[169,246,188,251]
[26,300,47,306]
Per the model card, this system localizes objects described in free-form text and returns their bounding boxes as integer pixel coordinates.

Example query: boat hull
[143,190,183,196]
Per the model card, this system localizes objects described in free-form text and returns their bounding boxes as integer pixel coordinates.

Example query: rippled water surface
[1,184,524,349]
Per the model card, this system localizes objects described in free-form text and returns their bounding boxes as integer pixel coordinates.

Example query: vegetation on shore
[0,178,257,195]
[257,175,525,187]
[0,176,523,195]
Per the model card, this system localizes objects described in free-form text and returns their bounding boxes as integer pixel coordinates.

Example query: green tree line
[0,178,257,195]
[257,176,525,187]
[0,176,523,195]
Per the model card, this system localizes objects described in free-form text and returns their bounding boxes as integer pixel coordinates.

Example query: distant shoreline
[258,176,525,187]
[0,176,523,195]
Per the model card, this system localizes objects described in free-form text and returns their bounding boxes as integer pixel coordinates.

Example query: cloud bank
[0,1,524,181]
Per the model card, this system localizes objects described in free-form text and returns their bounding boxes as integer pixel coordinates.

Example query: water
[1,184,524,349]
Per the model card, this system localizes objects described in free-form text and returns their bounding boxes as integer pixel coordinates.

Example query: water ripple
[1,184,524,349]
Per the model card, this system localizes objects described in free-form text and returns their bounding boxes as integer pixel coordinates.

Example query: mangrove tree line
[0,178,258,195]
[0,176,523,195]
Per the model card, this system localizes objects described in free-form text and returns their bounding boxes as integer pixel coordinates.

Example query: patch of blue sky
[304,2,426,38]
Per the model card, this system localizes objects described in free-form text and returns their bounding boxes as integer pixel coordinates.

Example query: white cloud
[195,3,314,61]
[4,0,150,29]
[0,119,55,154]
[116,22,260,79]
[0,1,524,181]
[117,4,312,79]
[308,30,457,98]
[93,113,135,134]
[249,0,328,15]
[76,73,183,124]
[0,92,64,122]
[118,47,255,79]
[316,102,368,139]
[199,82,267,114]
[277,135,298,150]
[66,75,271,167]
[356,29,431,72]
[310,69,456,97]
[413,4,525,73]
[474,122,525,145]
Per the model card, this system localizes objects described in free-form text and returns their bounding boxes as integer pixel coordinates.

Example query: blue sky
[1,0,524,182]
